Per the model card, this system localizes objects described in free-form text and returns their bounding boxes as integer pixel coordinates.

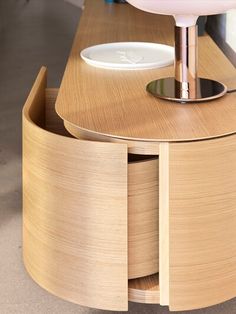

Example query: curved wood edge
[64,120,160,155]
[22,66,47,128]
[23,68,160,283]
[56,0,236,143]
[128,274,160,304]
[45,88,72,136]
[22,67,128,311]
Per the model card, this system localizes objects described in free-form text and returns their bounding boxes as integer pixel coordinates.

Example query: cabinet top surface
[55,0,236,143]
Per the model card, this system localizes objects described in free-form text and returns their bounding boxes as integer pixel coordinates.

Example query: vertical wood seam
[159,142,170,306]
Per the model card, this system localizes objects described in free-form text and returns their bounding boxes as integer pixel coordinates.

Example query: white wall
[207,12,236,66]
[226,10,236,52]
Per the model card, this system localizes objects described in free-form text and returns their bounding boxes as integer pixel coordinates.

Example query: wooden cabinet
[22,68,160,311]
[165,139,236,311]
[22,0,236,311]
[23,68,128,311]
[23,68,236,312]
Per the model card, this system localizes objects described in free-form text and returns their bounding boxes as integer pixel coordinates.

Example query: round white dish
[80,42,174,70]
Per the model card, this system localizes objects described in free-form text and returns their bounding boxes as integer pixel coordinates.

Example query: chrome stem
[175,25,198,100]
[146,23,227,103]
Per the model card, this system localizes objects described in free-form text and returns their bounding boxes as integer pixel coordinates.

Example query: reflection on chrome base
[147,26,227,104]
[146,78,227,103]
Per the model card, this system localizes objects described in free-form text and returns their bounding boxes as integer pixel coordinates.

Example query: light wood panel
[167,135,236,311]
[128,274,160,304]
[128,156,159,279]
[48,101,159,280]
[22,67,128,311]
[56,0,236,144]
[159,143,169,306]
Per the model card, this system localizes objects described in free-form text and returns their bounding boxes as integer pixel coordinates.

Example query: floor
[0,0,236,313]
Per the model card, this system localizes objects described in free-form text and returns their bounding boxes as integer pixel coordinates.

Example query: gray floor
[0,1,236,313]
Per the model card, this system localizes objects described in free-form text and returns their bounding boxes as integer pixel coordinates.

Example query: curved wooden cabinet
[23,68,128,311]
[33,0,236,311]
[160,136,236,311]
[23,67,236,312]
[22,67,160,310]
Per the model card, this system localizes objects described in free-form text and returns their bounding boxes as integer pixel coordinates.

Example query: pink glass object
[126,0,236,26]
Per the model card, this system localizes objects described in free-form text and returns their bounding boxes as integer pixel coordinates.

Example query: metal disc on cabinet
[146,78,227,103]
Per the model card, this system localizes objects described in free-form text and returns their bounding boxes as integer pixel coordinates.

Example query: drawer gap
[128,273,160,304]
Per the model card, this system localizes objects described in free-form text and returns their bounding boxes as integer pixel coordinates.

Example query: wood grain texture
[168,135,236,311]
[64,121,160,155]
[128,274,160,304]
[58,107,160,281]
[65,126,160,280]
[22,67,128,311]
[46,89,160,281]
[159,143,169,306]
[56,0,236,144]
[66,120,160,281]
[45,88,72,136]
[128,157,159,279]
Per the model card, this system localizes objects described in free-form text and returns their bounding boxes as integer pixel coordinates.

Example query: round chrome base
[146,78,227,103]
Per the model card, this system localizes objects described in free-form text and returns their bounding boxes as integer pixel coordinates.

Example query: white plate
[80,42,174,70]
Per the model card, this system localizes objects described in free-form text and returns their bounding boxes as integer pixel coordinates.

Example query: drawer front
[23,67,128,311]
[160,137,236,311]
[44,84,160,280]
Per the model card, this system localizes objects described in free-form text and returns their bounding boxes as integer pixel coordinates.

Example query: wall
[207,11,236,66]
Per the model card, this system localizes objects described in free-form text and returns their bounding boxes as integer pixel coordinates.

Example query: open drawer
[22,67,160,311]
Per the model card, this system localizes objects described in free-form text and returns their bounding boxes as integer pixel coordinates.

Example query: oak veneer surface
[166,135,236,311]
[45,89,160,281]
[45,88,72,136]
[159,143,170,306]
[128,157,159,279]
[64,121,160,155]
[23,68,128,311]
[128,274,160,304]
[40,95,160,280]
[56,0,236,143]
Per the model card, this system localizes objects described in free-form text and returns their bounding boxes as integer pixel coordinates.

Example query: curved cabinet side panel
[169,135,236,311]
[22,69,128,311]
